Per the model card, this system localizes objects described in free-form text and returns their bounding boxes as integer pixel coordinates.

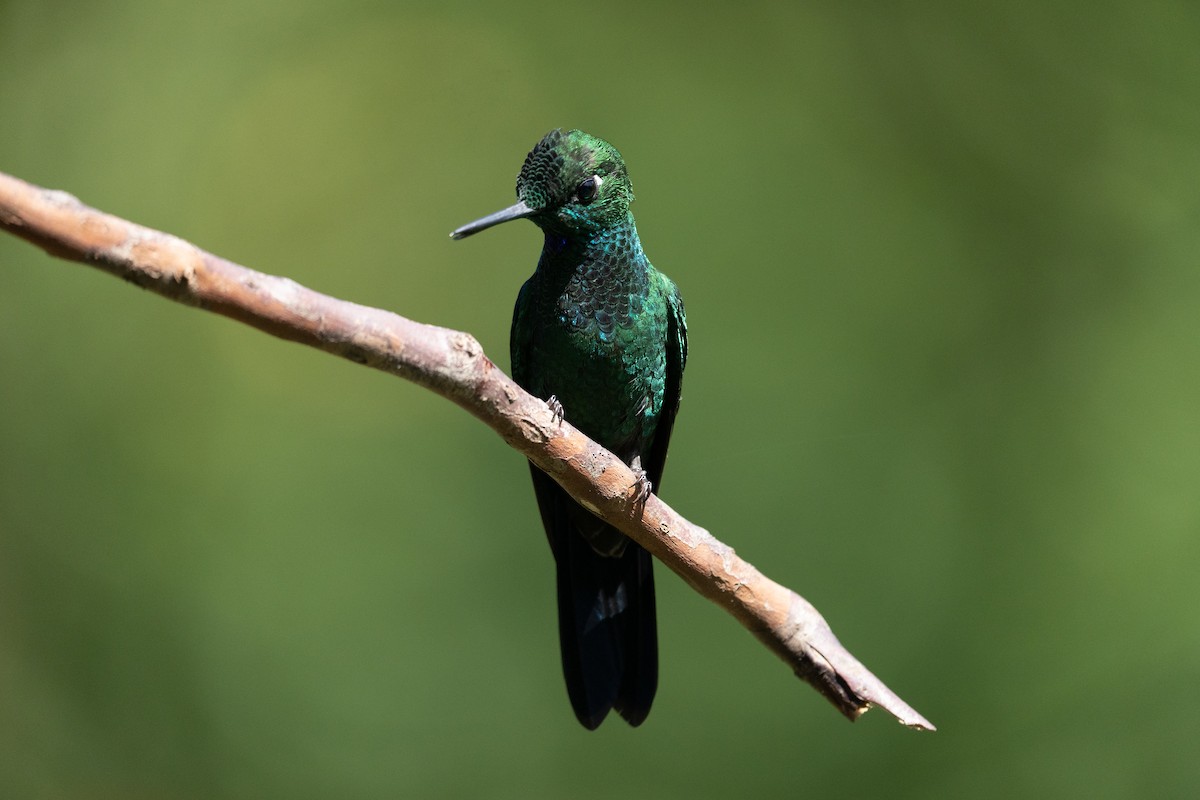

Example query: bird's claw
[628,462,652,513]
[546,395,565,426]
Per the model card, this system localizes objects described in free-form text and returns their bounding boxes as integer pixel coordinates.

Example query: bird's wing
[643,273,687,492]
[510,279,533,388]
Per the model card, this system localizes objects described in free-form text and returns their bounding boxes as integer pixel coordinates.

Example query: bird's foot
[546,395,565,426]
[628,457,652,514]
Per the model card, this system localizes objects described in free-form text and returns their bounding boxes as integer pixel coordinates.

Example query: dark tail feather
[611,542,657,726]
[557,522,658,729]
[530,466,658,729]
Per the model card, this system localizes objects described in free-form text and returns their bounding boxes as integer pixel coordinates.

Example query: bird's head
[451,129,634,240]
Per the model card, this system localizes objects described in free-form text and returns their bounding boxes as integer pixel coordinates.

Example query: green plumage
[452,129,687,729]
[511,222,682,468]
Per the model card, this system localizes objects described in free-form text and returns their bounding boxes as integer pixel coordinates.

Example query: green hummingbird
[451,129,687,729]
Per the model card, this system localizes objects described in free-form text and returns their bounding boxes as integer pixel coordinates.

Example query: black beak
[450,200,537,240]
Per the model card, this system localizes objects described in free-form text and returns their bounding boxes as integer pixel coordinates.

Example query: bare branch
[0,170,934,731]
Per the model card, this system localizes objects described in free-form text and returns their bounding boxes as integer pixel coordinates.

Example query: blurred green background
[2,1,1198,797]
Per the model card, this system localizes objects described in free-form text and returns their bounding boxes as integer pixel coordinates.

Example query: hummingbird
[451,129,687,729]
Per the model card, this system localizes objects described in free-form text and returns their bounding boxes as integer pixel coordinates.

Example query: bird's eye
[576,175,602,204]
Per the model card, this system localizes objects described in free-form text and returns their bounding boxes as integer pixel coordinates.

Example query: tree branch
[0,170,934,731]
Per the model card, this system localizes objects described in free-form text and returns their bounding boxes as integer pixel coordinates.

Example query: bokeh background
[2,1,1198,797]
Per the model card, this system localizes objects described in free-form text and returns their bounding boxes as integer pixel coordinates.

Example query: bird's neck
[537,212,648,280]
